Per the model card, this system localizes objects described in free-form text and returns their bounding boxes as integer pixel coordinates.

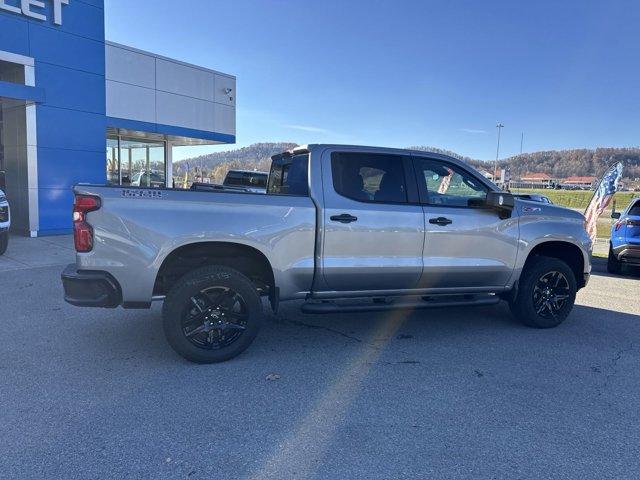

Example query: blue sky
[105,0,640,161]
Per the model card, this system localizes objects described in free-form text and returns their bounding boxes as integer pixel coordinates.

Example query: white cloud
[283,124,330,134]
[460,128,489,134]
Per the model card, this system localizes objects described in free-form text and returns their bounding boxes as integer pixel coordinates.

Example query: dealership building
[0,0,236,236]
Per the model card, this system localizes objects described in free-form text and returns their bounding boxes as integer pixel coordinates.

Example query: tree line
[174,143,640,184]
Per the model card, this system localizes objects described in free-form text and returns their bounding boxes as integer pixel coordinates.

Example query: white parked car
[130,171,165,188]
[0,188,9,255]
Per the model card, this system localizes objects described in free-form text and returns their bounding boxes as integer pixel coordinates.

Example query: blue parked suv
[609,198,640,273]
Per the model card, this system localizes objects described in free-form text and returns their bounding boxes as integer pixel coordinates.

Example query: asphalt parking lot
[1,236,639,479]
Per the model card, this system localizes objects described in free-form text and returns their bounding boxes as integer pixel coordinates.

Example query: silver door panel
[420,207,519,288]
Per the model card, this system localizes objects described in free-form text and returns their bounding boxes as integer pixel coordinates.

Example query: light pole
[494,123,504,183]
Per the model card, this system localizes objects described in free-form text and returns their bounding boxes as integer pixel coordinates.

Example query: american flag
[584,162,624,243]
[438,168,454,194]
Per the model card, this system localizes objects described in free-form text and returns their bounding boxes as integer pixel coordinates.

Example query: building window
[106,136,119,185]
[106,136,166,187]
[0,60,25,85]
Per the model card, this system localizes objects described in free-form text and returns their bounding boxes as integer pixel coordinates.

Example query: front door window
[415,158,488,207]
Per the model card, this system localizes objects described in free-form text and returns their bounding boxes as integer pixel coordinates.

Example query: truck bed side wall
[74,186,317,303]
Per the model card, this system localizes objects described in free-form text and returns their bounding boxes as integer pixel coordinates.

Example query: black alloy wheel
[181,286,248,350]
[509,256,577,329]
[532,270,571,319]
[162,265,263,363]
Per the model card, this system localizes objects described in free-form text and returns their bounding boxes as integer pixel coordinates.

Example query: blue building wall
[0,0,106,235]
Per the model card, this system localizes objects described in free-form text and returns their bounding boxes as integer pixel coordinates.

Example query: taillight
[73,195,100,252]
[616,219,640,231]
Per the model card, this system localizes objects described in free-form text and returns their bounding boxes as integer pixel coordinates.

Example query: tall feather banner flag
[584,162,624,243]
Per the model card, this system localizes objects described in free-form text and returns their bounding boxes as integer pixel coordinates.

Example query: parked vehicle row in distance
[223,169,268,193]
[513,193,553,204]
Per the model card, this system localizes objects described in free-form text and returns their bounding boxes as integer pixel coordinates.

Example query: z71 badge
[522,206,541,213]
[121,189,163,199]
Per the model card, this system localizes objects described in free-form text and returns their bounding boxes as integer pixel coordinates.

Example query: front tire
[0,232,7,256]
[509,256,577,329]
[607,244,622,274]
[162,265,263,363]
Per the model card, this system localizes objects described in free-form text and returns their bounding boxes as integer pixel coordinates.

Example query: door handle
[330,214,358,223]
[429,216,453,226]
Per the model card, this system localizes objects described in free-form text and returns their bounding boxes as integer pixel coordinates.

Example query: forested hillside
[175,143,640,184]
[173,143,297,183]
[496,147,640,179]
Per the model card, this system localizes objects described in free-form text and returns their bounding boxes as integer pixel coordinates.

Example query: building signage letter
[52,0,68,25]
[21,0,46,21]
[0,0,69,25]
[0,0,22,15]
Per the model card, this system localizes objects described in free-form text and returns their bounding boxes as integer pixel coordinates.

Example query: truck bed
[73,184,317,304]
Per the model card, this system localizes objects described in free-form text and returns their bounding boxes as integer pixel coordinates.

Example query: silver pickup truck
[62,145,592,363]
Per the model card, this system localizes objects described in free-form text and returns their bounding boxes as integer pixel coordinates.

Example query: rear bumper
[613,244,640,264]
[61,264,121,308]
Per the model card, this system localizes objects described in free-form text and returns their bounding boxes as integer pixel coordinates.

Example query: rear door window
[331,152,408,203]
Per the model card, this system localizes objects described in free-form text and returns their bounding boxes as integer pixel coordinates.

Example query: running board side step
[301,295,500,314]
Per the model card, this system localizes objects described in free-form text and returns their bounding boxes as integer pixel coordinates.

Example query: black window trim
[330,152,420,206]
[266,153,310,197]
[411,154,495,210]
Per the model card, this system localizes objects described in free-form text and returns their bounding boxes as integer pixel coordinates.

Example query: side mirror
[611,211,621,219]
[486,191,515,218]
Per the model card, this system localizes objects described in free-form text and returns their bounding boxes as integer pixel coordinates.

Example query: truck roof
[287,144,458,159]
[227,169,268,175]
[278,144,470,168]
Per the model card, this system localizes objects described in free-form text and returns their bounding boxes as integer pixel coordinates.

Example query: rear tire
[607,244,622,274]
[162,265,263,363]
[0,232,7,256]
[509,256,577,329]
